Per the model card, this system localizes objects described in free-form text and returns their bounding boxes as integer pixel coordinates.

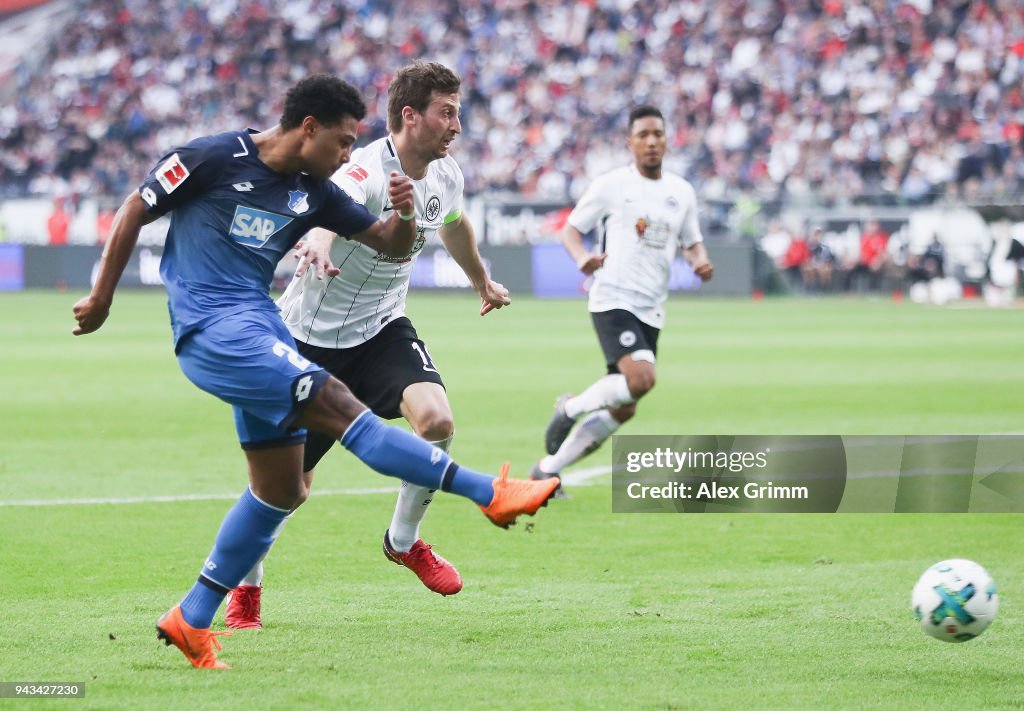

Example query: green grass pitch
[1,291,1023,709]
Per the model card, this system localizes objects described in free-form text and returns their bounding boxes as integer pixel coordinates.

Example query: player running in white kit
[533,105,714,496]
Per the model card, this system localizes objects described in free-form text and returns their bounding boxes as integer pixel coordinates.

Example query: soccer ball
[912,559,999,643]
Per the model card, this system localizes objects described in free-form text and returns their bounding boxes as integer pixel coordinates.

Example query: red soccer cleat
[224,585,262,630]
[383,532,463,596]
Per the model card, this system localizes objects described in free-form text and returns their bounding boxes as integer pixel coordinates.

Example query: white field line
[7,431,1023,509]
[0,466,613,508]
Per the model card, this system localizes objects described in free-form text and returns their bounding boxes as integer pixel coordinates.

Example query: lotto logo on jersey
[156,153,190,194]
[229,205,294,248]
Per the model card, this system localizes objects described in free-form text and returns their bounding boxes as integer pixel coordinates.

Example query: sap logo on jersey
[229,206,294,247]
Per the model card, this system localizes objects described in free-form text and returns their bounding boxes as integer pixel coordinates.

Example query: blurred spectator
[847,219,891,291]
[921,233,948,279]
[983,232,1023,306]
[778,229,810,291]
[802,227,837,293]
[907,232,947,284]
[46,198,69,245]
[760,221,792,265]
[96,207,117,245]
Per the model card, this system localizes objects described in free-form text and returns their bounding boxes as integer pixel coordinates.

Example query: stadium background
[1,0,1023,301]
[2,1,1024,708]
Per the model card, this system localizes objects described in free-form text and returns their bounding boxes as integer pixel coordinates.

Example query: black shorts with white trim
[296,317,445,472]
[590,309,660,374]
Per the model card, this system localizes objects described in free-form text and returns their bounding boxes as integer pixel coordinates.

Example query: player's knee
[609,403,637,423]
[285,477,311,509]
[623,351,656,398]
[626,370,656,398]
[292,485,310,510]
[251,483,305,511]
[289,474,313,510]
[416,410,455,442]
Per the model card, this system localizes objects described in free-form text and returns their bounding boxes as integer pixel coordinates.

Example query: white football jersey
[568,164,703,329]
[278,136,464,347]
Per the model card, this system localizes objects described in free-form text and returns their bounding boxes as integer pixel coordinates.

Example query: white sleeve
[679,183,704,248]
[444,161,465,224]
[331,161,385,217]
[566,176,611,234]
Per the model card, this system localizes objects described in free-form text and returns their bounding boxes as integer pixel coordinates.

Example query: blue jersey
[139,130,377,349]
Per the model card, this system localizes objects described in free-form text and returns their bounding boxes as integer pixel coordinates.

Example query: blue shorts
[177,311,330,449]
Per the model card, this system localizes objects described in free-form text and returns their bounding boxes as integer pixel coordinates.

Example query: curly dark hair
[280,74,367,130]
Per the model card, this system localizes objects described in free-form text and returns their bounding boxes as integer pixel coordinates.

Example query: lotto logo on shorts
[295,375,313,402]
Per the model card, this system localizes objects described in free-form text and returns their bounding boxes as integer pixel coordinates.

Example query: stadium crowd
[1,0,1023,207]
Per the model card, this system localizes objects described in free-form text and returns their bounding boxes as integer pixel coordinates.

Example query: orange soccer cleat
[156,605,233,669]
[479,462,560,529]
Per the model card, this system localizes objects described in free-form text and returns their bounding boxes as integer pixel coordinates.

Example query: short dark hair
[280,74,367,130]
[628,105,664,131]
[387,62,462,133]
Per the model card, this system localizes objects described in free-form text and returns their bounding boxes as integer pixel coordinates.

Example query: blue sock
[342,411,496,506]
[179,487,289,629]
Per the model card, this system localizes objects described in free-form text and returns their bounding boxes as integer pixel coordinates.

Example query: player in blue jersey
[71,74,559,670]
[224,63,507,630]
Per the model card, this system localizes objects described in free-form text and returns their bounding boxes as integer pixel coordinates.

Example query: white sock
[564,374,634,419]
[239,512,292,587]
[387,434,453,552]
[239,560,264,588]
[540,410,620,473]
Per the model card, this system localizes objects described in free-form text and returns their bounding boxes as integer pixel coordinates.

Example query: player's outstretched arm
[440,214,510,315]
[561,222,607,275]
[72,191,157,335]
[349,171,417,258]
[684,242,714,281]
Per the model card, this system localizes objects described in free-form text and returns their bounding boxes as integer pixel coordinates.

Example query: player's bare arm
[561,222,607,275]
[349,171,416,257]
[293,228,340,279]
[72,191,159,335]
[684,242,714,282]
[440,214,510,315]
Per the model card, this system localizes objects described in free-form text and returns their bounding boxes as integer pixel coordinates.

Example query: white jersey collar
[629,163,663,182]
[384,135,403,172]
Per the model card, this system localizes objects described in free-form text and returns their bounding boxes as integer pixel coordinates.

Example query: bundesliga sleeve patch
[344,165,369,182]
[156,153,190,194]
